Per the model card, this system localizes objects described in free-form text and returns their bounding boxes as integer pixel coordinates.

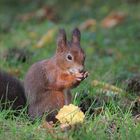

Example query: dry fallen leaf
[34,28,56,48]
[56,104,85,125]
[38,120,55,134]
[37,119,70,140]
[17,6,59,23]
[91,80,124,95]
[101,11,126,29]
[8,68,21,77]
[79,19,96,31]
[94,107,104,115]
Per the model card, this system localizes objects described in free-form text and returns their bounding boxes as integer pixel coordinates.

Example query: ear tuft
[57,29,67,49]
[72,28,81,44]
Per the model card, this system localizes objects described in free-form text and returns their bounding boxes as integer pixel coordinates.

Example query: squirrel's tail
[0,71,26,111]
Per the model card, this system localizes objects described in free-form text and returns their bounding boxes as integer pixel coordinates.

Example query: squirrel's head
[55,28,85,74]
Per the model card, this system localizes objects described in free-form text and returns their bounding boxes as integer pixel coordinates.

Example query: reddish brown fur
[24,28,88,121]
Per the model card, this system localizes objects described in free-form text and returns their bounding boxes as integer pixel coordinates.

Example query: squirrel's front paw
[82,71,89,79]
[75,71,89,82]
[75,72,84,81]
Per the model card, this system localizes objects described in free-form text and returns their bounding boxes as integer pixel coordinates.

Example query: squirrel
[24,28,88,122]
[0,71,26,110]
[0,28,88,122]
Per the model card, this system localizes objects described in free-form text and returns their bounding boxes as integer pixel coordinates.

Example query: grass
[0,0,140,139]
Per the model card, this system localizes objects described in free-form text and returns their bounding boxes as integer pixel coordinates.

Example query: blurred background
[0,0,140,89]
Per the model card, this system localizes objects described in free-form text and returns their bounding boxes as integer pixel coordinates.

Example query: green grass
[0,0,140,139]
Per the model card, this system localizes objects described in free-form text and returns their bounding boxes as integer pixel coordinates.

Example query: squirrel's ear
[72,28,81,44]
[57,29,67,52]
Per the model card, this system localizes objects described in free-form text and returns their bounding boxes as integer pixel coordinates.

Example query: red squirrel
[24,28,88,121]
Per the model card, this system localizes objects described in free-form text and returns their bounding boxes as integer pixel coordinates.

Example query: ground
[0,0,140,139]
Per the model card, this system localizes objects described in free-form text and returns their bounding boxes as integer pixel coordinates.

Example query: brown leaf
[91,80,124,95]
[101,11,126,29]
[38,120,70,140]
[8,68,21,77]
[17,6,59,23]
[60,124,71,132]
[94,107,104,115]
[39,120,55,134]
[79,19,96,31]
[17,12,34,22]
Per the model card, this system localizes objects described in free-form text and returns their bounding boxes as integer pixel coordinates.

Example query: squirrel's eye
[67,54,73,61]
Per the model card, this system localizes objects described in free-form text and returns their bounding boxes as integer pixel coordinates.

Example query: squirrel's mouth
[68,68,78,75]
[68,67,83,74]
